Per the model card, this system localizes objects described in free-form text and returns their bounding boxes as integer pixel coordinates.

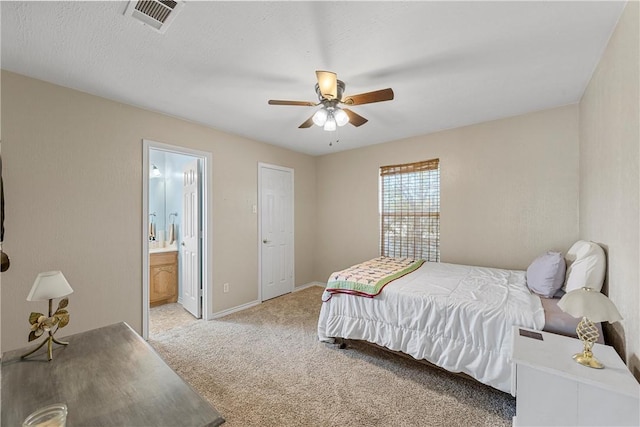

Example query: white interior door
[260,164,294,301]
[181,159,201,318]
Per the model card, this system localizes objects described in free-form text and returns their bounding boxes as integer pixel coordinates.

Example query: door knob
[181,242,185,246]
[263,239,271,244]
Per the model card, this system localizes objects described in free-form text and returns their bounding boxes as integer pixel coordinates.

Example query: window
[380,158,440,261]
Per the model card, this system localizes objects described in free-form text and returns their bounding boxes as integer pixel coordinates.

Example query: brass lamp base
[574,316,604,369]
[21,332,68,361]
[573,352,604,369]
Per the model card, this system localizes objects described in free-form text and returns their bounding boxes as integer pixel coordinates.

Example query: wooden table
[2,322,225,426]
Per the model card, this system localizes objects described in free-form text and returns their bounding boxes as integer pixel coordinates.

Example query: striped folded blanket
[324,256,425,299]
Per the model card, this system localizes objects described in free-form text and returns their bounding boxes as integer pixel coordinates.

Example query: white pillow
[563,240,606,292]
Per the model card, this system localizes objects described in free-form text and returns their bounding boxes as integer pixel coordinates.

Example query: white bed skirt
[318,261,545,393]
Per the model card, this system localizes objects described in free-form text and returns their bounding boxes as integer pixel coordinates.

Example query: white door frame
[142,139,213,339]
[257,162,294,302]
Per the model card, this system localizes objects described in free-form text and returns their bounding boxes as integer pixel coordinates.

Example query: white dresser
[511,327,639,426]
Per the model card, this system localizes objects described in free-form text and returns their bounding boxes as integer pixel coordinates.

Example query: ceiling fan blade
[343,109,368,127]
[316,70,338,100]
[342,88,394,106]
[268,100,317,106]
[298,115,315,128]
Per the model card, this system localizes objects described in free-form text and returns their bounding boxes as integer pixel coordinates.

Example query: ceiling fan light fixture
[312,108,328,126]
[323,115,337,132]
[268,70,393,131]
[316,71,338,100]
[334,108,349,127]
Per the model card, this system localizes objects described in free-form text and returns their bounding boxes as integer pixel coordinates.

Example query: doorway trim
[257,162,295,302]
[142,139,213,339]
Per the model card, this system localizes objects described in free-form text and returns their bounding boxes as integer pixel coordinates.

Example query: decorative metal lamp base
[21,332,69,361]
[574,316,604,369]
[21,297,70,361]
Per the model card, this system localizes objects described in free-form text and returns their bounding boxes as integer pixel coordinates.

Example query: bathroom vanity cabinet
[150,250,178,307]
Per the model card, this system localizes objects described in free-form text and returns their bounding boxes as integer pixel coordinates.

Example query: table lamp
[21,271,74,361]
[558,287,622,369]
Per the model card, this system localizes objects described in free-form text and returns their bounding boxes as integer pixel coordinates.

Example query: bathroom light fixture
[22,271,74,361]
[151,164,161,177]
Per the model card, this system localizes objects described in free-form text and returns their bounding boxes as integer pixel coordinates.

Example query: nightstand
[511,327,639,426]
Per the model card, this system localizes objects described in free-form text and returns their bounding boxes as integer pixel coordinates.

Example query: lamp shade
[316,70,337,100]
[334,108,349,126]
[312,108,328,126]
[558,287,622,323]
[26,271,74,301]
[323,115,337,131]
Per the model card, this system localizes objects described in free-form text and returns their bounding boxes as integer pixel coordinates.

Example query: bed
[317,241,606,393]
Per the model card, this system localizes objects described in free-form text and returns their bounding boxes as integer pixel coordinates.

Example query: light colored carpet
[149,286,515,427]
[150,302,198,335]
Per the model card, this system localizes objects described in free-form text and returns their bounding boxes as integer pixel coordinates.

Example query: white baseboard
[294,281,325,292]
[211,300,260,319]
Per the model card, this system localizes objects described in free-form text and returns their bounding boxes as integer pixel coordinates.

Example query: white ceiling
[1,1,626,156]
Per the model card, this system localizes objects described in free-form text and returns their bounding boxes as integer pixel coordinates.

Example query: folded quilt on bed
[324,256,425,299]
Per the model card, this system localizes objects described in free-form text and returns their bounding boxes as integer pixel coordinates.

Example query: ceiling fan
[268,71,394,131]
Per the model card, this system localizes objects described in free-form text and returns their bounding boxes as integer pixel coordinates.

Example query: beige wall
[315,105,580,280]
[579,1,639,378]
[0,71,317,352]
[3,3,638,378]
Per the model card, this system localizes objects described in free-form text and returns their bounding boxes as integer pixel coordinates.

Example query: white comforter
[317,261,545,393]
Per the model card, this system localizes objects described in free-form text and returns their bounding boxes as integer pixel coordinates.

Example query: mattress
[540,296,604,343]
[318,261,545,393]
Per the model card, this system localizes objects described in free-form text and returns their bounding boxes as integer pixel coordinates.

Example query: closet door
[259,163,294,301]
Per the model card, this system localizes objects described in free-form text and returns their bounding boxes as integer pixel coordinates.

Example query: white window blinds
[380,158,440,261]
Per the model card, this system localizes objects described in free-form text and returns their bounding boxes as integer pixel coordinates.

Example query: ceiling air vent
[124,0,184,33]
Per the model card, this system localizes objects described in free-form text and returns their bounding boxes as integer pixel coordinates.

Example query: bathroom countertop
[149,245,178,254]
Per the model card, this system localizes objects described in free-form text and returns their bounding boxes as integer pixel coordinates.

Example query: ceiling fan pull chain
[329,129,340,147]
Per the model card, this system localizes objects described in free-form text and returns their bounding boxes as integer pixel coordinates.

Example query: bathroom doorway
[142,140,212,339]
